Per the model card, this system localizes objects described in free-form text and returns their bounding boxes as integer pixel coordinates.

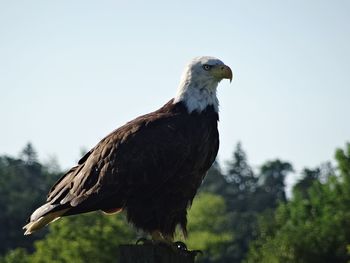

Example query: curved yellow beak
[211,64,233,83]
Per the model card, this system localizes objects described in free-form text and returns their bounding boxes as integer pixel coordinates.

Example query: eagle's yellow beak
[211,64,233,83]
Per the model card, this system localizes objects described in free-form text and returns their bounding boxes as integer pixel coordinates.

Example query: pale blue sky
[1,1,349,184]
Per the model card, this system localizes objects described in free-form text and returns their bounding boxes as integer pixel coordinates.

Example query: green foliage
[200,143,293,262]
[178,192,233,262]
[293,168,321,199]
[29,213,135,263]
[0,248,30,263]
[245,143,350,263]
[224,142,257,208]
[335,142,350,176]
[255,160,293,211]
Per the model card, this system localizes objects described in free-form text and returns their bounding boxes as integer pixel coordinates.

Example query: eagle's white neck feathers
[174,77,219,113]
[174,56,225,113]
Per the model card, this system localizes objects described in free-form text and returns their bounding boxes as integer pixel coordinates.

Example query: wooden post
[118,244,198,263]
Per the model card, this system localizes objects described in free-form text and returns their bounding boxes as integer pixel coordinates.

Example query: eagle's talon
[172,242,202,257]
[173,241,188,251]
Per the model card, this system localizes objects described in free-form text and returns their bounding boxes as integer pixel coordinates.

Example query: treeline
[0,142,350,262]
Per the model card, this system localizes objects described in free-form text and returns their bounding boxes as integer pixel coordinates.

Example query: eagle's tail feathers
[23,208,69,235]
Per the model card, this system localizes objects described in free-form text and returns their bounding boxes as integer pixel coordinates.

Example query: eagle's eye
[202,64,212,71]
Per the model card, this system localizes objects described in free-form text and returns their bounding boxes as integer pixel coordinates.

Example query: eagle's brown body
[24,56,232,239]
[26,99,219,237]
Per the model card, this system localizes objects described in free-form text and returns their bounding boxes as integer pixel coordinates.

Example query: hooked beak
[211,64,233,83]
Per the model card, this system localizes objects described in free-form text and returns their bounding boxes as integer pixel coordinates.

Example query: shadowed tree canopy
[200,160,227,194]
[293,167,320,199]
[255,160,293,211]
[20,143,38,165]
[0,143,61,255]
[224,142,257,211]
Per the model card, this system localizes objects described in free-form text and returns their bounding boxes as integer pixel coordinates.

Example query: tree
[254,160,293,211]
[200,160,227,195]
[178,192,233,263]
[0,248,30,263]
[220,143,258,263]
[200,144,292,262]
[293,168,320,199]
[20,143,38,165]
[28,213,135,263]
[225,142,256,199]
[0,144,61,255]
[245,143,350,263]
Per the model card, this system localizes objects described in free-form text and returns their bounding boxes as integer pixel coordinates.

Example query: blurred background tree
[180,192,233,263]
[0,143,61,255]
[199,143,293,263]
[245,143,350,263]
[29,213,135,263]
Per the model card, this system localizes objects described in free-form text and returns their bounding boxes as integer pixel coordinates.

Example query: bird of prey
[23,56,232,246]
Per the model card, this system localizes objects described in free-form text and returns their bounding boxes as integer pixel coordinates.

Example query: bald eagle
[23,56,232,243]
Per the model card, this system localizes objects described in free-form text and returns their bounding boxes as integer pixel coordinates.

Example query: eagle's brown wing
[46,108,199,216]
[24,101,218,235]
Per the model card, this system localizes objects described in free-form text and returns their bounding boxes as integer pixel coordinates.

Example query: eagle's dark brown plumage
[23,56,232,240]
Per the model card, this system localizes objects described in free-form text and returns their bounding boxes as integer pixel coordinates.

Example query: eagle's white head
[174,56,232,113]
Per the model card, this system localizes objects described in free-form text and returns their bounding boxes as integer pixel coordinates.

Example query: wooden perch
[118,243,198,263]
